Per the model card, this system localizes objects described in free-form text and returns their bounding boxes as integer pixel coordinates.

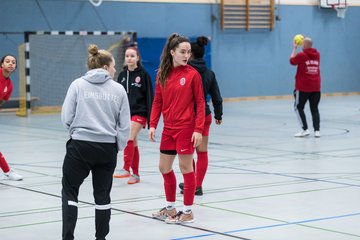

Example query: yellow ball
[293,34,304,46]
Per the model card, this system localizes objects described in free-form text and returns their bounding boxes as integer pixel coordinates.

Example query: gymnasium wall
[0,0,359,100]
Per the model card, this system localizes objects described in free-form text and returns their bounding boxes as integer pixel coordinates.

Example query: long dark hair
[157,33,189,86]
[191,36,209,59]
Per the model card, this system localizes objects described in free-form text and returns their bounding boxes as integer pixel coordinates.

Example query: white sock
[166,202,175,210]
[183,205,192,214]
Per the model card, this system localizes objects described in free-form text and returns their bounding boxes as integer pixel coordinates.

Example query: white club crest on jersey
[4,86,8,93]
[179,77,186,86]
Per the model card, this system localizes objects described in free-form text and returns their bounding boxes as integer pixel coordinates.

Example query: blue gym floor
[1,95,360,240]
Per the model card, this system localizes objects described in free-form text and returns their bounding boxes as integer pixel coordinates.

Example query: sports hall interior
[1,0,360,239]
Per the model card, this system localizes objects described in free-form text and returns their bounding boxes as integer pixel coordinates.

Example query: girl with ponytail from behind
[61,44,130,239]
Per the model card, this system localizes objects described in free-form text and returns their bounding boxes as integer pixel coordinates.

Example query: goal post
[18,31,137,115]
[16,43,28,117]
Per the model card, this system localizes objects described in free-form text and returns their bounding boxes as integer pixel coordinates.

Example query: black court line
[0,182,251,240]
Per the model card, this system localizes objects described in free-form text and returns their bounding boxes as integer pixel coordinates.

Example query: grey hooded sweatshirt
[61,68,130,151]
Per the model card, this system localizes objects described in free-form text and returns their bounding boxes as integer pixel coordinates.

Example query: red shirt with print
[0,68,13,101]
[290,48,321,92]
[150,65,205,133]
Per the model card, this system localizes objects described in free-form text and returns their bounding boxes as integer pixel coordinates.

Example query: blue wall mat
[137,38,166,86]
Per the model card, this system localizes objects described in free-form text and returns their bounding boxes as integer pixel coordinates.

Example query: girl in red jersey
[149,33,205,224]
[0,54,23,181]
[113,46,154,184]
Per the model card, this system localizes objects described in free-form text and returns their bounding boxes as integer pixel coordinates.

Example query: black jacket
[117,65,154,127]
[189,59,223,120]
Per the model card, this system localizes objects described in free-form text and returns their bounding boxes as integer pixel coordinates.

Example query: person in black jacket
[113,45,154,184]
[179,36,223,195]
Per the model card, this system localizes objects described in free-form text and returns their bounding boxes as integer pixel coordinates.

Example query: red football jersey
[150,65,205,133]
[0,68,14,101]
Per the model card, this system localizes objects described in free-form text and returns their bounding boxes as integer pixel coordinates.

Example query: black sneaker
[195,187,203,196]
[179,183,184,190]
[180,186,203,196]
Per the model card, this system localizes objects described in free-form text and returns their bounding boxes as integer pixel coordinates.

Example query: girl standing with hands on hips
[149,33,205,224]
[113,45,154,184]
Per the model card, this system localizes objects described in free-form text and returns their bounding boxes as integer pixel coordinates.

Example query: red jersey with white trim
[0,68,13,101]
[290,48,321,92]
[150,65,205,133]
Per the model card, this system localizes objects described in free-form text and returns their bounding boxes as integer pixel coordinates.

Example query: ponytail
[158,33,189,86]
[191,36,209,59]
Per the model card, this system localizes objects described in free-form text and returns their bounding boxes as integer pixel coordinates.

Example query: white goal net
[26,31,136,108]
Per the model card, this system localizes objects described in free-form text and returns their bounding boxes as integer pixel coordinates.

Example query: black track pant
[294,90,321,131]
[62,139,117,240]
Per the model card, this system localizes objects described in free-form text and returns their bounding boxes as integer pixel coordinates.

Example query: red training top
[150,65,205,133]
[290,48,321,92]
[0,68,14,101]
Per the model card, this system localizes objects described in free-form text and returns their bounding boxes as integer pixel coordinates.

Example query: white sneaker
[294,129,310,137]
[314,131,321,138]
[4,171,23,181]
[113,169,130,178]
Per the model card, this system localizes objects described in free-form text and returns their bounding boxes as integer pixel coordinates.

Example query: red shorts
[202,114,212,137]
[131,115,147,128]
[160,127,195,155]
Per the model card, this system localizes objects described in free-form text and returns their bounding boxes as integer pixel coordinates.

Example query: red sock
[122,140,134,171]
[131,146,139,176]
[196,151,208,188]
[183,172,196,206]
[0,152,10,173]
[162,170,177,202]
